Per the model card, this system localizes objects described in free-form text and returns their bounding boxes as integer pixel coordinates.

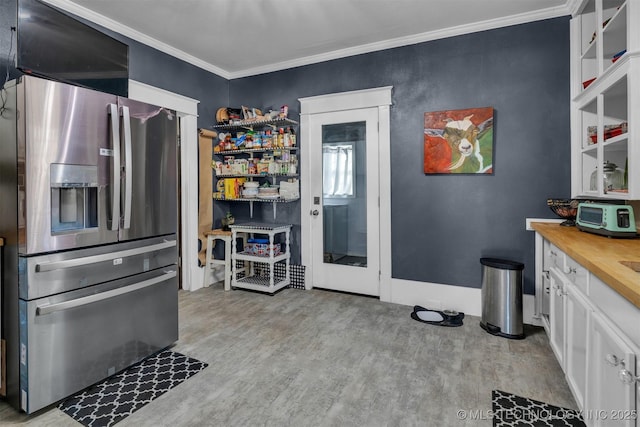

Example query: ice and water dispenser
[50,164,99,233]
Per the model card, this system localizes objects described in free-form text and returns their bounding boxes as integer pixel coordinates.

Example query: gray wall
[0,1,19,83]
[230,17,572,294]
[1,1,571,294]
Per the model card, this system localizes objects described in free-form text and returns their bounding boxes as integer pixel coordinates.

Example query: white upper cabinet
[571,0,640,199]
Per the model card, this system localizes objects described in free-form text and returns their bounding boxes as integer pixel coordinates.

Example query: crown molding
[41,0,571,80]
[566,0,587,17]
[230,4,571,79]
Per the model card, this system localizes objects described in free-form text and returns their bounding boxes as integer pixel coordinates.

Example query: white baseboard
[389,278,539,326]
[190,269,541,326]
[390,278,481,315]
[187,266,224,292]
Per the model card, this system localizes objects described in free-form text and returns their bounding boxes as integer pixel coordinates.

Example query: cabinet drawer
[590,274,640,347]
[545,242,565,271]
[564,255,588,295]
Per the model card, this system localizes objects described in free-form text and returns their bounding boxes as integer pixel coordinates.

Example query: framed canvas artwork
[423,107,494,174]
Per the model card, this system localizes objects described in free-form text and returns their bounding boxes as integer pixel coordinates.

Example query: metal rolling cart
[230,223,291,294]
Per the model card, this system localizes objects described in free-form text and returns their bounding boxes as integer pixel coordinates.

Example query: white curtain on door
[323,144,354,197]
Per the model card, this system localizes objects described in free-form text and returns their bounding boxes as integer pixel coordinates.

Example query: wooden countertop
[532,222,640,308]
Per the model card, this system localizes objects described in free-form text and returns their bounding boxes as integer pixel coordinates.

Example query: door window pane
[322,122,367,267]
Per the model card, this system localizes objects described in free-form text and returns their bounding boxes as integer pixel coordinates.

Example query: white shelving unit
[230,223,291,294]
[571,0,640,199]
[211,119,300,219]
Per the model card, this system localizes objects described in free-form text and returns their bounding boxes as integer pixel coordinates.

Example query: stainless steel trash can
[480,258,524,339]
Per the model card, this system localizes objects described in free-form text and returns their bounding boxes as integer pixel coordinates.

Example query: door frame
[299,87,393,301]
[128,80,200,291]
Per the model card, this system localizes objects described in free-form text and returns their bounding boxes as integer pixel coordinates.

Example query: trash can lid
[480,258,524,270]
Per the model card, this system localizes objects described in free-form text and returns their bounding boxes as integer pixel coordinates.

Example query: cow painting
[423,107,494,174]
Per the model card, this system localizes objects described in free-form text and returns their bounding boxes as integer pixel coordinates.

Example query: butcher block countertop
[532,222,640,309]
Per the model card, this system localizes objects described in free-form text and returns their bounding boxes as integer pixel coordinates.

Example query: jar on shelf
[603,161,624,191]
[589,165,598,191]
[592,161,624,192]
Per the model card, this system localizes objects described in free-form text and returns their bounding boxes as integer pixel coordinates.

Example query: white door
[307,108,380,296]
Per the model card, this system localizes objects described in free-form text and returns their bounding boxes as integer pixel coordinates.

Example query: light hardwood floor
[0,284,576,426]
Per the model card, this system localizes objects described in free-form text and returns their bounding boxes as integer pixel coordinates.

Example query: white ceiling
[44,0,577,80]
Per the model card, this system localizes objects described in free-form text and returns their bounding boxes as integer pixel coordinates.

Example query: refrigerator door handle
[35,239,177,272]
[108,103,121,231]
[121,105,133,229]
[35,270,177,316]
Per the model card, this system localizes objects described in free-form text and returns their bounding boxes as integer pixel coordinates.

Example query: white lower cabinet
[536,234,639,426]
[585,311,637,427]
[565,282,591,410]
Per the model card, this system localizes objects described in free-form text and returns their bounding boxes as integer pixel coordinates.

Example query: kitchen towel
[59,349,207,427]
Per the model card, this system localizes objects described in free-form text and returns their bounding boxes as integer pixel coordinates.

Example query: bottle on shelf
[287,126,296,146]
[283,128,291,147]
[277,128,284,147]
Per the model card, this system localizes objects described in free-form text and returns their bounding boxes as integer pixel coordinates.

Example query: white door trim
[299,86,393,302]
[128,80,201,291]
[128,80,199,116]
[300,86,393,115]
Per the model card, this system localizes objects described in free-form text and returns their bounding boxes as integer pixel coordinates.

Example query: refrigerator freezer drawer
[19,268,178,413]
[19,235,177,300]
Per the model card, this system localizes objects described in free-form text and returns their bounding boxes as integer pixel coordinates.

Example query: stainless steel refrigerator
[0,75,179,413]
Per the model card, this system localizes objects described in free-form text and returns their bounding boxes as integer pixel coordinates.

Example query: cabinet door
[565,283,591,410]
[570,1,637,200]
[549,269,566,368]
[586,311,637,427]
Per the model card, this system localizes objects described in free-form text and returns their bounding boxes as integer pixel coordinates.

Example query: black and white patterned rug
[492,390,586,426]
[59,350,207,427]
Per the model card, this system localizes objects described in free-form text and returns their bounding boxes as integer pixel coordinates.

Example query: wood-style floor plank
[0,285,576,426]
